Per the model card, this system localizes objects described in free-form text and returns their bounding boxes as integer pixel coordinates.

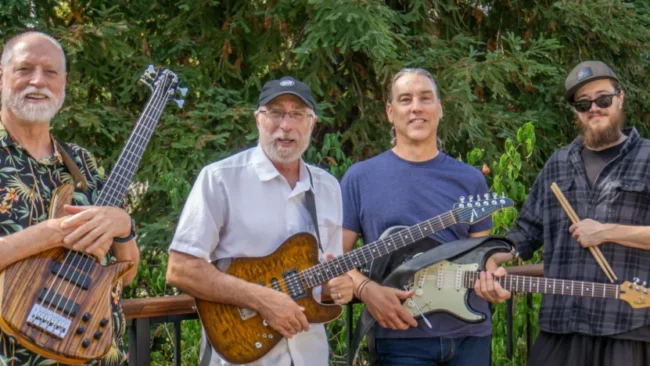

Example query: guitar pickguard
[405,261,484,322]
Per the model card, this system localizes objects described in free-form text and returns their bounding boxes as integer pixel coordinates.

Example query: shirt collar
[0,119,63,165]
[251,145,313,192]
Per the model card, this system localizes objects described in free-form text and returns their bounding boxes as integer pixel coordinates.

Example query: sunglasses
[572,91,620,113]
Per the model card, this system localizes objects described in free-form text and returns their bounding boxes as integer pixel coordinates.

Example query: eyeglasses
[572,91,620,113]
[259,109,313,123]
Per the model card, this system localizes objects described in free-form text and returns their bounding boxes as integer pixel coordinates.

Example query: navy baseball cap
[257,76,316,110]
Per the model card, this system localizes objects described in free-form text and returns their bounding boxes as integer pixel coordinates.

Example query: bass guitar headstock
[139,65,187,108]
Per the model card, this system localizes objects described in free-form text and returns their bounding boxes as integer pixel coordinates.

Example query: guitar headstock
[139,65,187,108]
[452,192,514,224]
[619,278,650,309]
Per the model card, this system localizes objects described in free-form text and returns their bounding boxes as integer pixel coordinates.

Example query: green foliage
[3,1,650,365]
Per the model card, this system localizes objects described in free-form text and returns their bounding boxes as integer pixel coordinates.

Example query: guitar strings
[67,83,171,312]
[413,268,619,297]
[274,203,508,296]
[62,73,172,316]
[43,71,172,322]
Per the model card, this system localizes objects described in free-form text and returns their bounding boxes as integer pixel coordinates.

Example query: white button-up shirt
[169,145,343,366]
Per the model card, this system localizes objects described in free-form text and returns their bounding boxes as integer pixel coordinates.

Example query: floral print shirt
[0,121,126,365]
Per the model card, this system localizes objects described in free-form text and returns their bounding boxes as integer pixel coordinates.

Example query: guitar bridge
[26,304,71,339]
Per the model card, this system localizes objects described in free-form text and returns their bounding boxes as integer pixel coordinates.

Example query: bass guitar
[404,239,650,321]
[0,66,185,364]
[196,193,513,364]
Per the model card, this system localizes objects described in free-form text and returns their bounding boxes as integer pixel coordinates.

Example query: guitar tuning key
[492,192,498,200]
[459,196,465,203]
[484,193,489,200]
[468,195,474,202]
[179,87,188,97]
[175,99,185,108]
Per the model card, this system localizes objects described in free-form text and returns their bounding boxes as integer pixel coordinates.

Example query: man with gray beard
[166,76,353,366]
[0,31,140,364]
[475,61,650,366]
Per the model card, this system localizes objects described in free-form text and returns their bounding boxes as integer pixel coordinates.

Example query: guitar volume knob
[76,326,86,335]
[415,289,423,296]
[81,339,91,348]
[99,318,109,327]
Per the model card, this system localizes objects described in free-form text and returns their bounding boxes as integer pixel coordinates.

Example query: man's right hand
[361,282,418,330]
[256,288,309,339]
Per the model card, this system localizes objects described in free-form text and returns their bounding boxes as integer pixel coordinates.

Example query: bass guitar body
[195,233,342,365]
[0,185,133,364]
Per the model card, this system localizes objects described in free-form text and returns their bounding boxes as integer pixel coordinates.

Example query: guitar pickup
[283,269,306,300]
[38,288,80,316]
[50,262,91,290]
[66,252,96,273]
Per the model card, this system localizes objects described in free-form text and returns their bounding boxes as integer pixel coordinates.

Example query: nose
[411,97,423,113]
[279,113,293,130]
[29,68,47,88]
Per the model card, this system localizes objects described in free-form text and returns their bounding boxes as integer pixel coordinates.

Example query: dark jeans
[376,336,491,366]
[528,331,650,366]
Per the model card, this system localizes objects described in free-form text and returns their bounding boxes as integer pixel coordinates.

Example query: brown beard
[576,110,624,149]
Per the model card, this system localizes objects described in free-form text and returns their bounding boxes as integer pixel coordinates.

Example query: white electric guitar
[403,241,650,322]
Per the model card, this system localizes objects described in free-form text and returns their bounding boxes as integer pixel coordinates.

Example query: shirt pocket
[604,179,650,225]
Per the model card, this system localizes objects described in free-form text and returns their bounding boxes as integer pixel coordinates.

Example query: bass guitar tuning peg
[178,87,188,97]
[175,99,185,108]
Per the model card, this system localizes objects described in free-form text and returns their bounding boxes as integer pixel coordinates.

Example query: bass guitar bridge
[26,304,71,339]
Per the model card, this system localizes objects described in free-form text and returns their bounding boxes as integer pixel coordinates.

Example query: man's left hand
[60,205,132,260]
[570,219,611,248]
[323,254,354,304]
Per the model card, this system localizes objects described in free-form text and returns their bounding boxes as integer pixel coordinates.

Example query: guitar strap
[305,167,324,253]
[54,138,88,192]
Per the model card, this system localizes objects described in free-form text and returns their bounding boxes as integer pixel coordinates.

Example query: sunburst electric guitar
[196,193,513,364]
[404,239,650,321]
[0,66,185,365]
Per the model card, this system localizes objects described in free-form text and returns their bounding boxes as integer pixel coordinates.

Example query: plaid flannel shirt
[508,127,650,336]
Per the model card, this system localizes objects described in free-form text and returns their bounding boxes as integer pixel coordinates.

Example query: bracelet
[358,280,374,301]
[354,279,370,298]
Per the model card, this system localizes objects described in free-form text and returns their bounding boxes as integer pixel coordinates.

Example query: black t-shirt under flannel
[508,127,650,338]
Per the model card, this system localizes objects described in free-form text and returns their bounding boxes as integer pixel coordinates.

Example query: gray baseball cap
[564,61,619,102]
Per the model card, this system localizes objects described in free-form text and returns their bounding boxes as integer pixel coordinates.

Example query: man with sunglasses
[475,61,650,365]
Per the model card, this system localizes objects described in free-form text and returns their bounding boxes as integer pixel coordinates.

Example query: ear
[254,110,262,130]
[617,90,625,110]
[0,65,4,88]
[438,100,444,120]
[386,102,393,123]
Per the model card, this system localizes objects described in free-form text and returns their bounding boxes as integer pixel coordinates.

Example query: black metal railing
[123,264,543,365]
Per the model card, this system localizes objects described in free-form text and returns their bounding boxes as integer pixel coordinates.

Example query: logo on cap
[577,67,593,81]
[280,80,295,87]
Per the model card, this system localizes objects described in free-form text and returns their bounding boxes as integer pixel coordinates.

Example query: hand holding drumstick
[550,182,617,283]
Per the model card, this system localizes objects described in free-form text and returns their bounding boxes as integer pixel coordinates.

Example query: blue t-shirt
[341,150,493,339]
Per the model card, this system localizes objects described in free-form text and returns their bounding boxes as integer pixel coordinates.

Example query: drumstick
[550,182,617,283]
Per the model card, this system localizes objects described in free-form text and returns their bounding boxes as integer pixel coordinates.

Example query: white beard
[2,85,64,124]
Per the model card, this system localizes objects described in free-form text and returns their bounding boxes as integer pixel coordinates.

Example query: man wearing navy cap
[476,61,650,365]
[167,76,353,366]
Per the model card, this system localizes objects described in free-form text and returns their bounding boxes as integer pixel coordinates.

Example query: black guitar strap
[305,167,324,254]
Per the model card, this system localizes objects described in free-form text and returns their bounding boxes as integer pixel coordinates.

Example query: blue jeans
[376,336,491,366]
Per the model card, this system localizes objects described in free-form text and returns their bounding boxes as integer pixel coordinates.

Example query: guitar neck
[301,211,459,289]
[463,272,620,299]
[94,85,169,207]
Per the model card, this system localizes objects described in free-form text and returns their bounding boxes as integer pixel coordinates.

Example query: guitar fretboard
[95,79,170,207]
[301,211,459,288]
[463,272,619,299]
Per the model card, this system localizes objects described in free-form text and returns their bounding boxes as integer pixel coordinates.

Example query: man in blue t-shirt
[341,68,498,365]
